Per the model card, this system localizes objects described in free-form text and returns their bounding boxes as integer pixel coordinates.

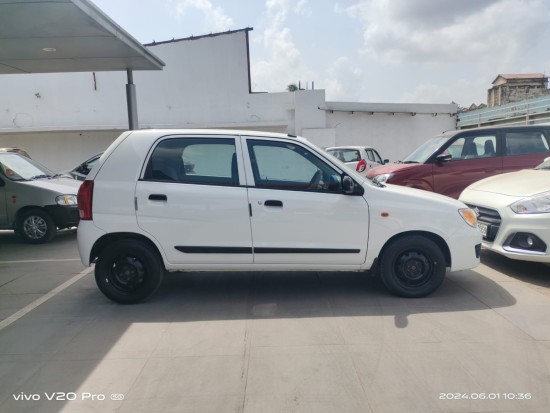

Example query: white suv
[77,130,481,304]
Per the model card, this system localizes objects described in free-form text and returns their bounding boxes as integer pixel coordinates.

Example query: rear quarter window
[144,138,238,186]
[505,131,549,155]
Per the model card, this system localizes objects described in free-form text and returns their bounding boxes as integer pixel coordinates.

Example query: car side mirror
[383,159,389,164]
[435,154,452,163]
[342,175,363,195]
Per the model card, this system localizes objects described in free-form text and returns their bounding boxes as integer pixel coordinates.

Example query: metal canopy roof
[0,0,164,74]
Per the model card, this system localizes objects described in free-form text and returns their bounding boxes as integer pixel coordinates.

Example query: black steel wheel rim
[107,255,146,292]
[395,250,433,287]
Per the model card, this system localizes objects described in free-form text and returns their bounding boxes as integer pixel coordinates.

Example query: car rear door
[135,135,253,265]
[501,128,550,172]
[243,137,369,266]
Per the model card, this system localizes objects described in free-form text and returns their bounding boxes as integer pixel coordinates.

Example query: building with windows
[487,74,549,108]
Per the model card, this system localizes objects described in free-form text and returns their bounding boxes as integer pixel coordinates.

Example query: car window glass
[144,138,238,186]
[444,135,496,160]
[249,140,341,192]
[505,131,549,155]
[372,150,383,164]
[366,150,375,162]
[0,154,52,181]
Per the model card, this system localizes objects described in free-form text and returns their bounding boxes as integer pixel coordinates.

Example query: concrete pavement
[1,230,549,412]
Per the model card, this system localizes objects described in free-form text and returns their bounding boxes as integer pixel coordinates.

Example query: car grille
[465,203,501,242]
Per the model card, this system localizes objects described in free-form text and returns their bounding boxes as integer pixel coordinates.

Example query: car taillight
[356,159,367,173]
[78,180,94,220]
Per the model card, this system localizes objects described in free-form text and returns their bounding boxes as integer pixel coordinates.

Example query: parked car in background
[460,157,550,263]
[0,147,31,158]
[326,146,387,175]
[65,153,102,181]
[367,124,550,199]
[77,129,481,304]
[0,152,81,243]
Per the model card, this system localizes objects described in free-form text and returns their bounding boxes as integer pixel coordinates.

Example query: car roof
[326,146,375,150]
[126,129,301,139]
[439,123,550,137]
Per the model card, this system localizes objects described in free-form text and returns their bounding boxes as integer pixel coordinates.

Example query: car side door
[432,133,502,199]
[365,148,383,170]
[502,128,550,172]
[243,137,369,266]
[135,135,253,265]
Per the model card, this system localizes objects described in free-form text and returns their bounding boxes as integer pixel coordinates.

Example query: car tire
[95,239,164,304]
[17,209,56,244]
[379,235,446,298]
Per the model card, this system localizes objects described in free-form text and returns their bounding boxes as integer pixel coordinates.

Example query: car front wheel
[379,235,446,298]
[95,239,164,304]
[17,209,56,244]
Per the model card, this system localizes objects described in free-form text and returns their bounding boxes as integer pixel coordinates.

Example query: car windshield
[0,153,54,181]
[401,136,450,163]
[534,158,550,170]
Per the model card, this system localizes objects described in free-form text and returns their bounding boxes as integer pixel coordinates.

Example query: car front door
[432,133,502,199]
[365,148,383,170]
[243,137,369,266]
[135,135,253,265]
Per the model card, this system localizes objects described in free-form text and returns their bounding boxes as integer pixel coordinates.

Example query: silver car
[326,146,387,175]
[0,153,81,243]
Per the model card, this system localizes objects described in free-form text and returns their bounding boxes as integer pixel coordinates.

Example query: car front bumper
[482,211,550,263]
[44,204,80,229]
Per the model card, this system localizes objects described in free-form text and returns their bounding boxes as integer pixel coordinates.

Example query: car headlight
[56,195,78,205]
[510,191,550,214]
[372,173,393,184]
[459,208,478,227]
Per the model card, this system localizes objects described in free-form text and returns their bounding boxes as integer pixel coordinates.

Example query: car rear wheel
[95,239,164,304]
[17,209,56,244]
[379,235,446,298]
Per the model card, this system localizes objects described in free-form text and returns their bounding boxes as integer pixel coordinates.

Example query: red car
[367,124,550,199]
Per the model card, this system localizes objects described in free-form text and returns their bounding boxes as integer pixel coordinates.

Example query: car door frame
[429,130,503,199]
[135,134,253,266]
[240,135,370,267]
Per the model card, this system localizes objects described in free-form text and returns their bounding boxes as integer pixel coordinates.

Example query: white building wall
[326,112,456,162]
[0,28,456,171]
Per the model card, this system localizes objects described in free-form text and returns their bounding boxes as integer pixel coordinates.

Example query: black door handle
[265,200,283,207]
[149,194,167,201]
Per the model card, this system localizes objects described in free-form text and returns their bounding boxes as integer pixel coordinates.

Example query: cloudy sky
[92,0,550,107]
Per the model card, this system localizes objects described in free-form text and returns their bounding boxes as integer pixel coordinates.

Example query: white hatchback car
[460,158,550,263]
[77,130,481,304]
[326,146,386,175]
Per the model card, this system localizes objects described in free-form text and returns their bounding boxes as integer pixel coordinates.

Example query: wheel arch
[13,205,48,229]
[379,231,451,267]
[90,232,165,269]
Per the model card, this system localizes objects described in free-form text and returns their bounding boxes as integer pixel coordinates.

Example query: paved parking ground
[1,230,550,413]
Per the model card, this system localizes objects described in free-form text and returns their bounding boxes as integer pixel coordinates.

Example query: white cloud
[174,0,234,32]
[341,0,550,66]
[324,57,363,101]
[251,1,315,92]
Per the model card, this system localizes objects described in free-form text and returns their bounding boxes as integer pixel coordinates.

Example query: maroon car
[367,124,550,199]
